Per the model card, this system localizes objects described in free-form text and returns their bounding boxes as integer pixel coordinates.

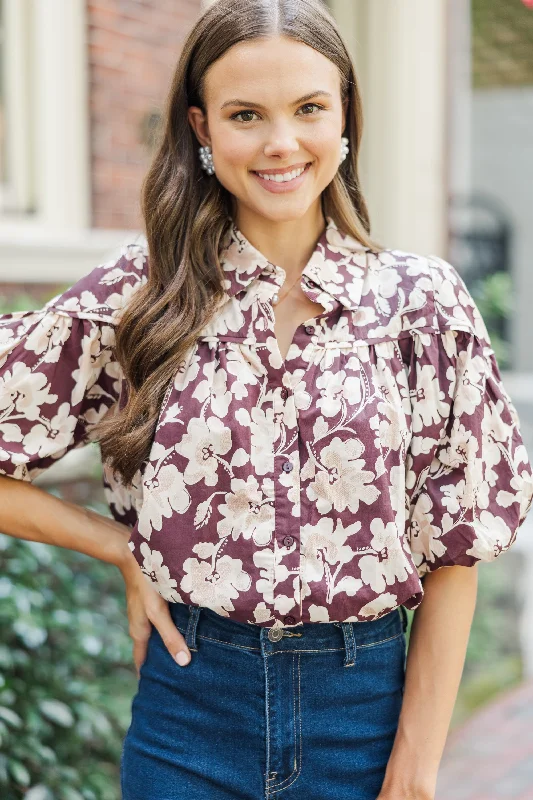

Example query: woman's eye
[231,110,259,123]
[230,103,324,123]
[298,103,324,115]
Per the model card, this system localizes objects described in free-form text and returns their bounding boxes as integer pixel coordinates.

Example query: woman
[1,1,532,798]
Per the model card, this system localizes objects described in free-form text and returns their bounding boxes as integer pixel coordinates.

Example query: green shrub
[0,498,136,800]
[467,270,513,369]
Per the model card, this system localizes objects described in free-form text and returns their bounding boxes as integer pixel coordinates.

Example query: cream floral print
[1,217,532,632]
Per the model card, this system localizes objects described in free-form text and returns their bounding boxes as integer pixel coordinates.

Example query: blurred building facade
[0,0,454,285]
[1,1,532,363]
[0,0,202,283]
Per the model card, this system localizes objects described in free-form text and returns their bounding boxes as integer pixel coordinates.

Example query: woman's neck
[232,203,326,279]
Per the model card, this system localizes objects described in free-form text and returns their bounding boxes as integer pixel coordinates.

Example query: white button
[272,293,279,304]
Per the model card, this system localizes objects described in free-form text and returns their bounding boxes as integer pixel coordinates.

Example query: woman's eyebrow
[220,90,333,110]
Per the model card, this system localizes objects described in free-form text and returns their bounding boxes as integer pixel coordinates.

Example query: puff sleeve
[0,242,148,481]
[405,254,533,578]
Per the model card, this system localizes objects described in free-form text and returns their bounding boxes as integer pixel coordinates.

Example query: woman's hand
[118,548,192,678]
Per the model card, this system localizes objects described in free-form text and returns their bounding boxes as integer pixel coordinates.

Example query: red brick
[87,0,202,229]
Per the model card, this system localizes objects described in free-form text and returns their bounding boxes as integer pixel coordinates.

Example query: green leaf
[38,700,74,728]
[25,786,54,800]
[60,789,85,800]
[13,619,48,649]
[31,743,57,766]
[0,706,23,728]
[8,759,31,786]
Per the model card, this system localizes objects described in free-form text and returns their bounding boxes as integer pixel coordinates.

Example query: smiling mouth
[251,162,313,182]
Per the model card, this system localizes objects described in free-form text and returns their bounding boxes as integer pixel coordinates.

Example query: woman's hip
[120,602,407,800]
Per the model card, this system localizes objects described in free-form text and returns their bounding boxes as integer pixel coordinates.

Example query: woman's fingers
[132,636,148,679]
[147,600,192,667]
[128,613,152,677]
[123,562,192,673]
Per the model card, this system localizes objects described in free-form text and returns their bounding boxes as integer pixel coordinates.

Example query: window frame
[0,0,90,229]
[0,0,34,215]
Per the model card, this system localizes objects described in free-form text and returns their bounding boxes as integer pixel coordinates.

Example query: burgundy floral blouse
[1,216,532,630]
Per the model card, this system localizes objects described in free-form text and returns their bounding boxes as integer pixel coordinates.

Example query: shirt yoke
[369,247,492,345]
[44,237,489,348]
[44,241,149,325]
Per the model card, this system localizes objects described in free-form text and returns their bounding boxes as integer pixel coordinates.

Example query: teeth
[256,165,307,182]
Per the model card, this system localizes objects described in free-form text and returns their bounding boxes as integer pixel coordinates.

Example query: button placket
[275,449,301,625]
[253,275,307,629]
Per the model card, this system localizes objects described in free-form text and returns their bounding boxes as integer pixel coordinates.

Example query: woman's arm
[0,473,131,566]
[0,474,194,671]
[377,564,478,800]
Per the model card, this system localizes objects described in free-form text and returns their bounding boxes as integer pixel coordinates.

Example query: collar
[219,215,371,311]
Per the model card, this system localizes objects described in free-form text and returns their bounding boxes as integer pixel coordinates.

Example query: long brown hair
[93,0,384,488]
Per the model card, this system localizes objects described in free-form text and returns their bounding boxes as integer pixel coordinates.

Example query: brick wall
[87,0,203,231]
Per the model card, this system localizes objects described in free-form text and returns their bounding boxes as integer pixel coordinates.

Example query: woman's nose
[262,124,299,158]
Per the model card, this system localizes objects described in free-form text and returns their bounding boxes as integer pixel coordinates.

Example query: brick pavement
[435,679,533,799]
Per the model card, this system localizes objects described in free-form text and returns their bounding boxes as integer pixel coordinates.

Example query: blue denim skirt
[120,602,408,800]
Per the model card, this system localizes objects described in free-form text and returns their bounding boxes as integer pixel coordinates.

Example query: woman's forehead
[204,39,341,103]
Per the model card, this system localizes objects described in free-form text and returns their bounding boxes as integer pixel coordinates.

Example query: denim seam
[174,626,403,652]
[185,606,200,651]
[175,626,262,651]
[354,631,404,648]
[267,654,303,794]
[264,644,271,799]
[264,631,403,654]
[341,622,356,667]
[266,655,299,790]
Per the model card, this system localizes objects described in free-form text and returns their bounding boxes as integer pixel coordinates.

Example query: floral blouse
[1,216,532,630]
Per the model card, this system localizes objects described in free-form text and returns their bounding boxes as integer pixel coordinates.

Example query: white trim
[0,0,89,231]
[0,226,143,283]
[0,0,93,280]
[32,0,90,229]
[447,0,472,206]
[328,0,363,69]
[330,0,448,256]
[1,0,33,213]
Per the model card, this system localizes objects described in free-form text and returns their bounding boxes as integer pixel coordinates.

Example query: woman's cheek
[219,135,257,169]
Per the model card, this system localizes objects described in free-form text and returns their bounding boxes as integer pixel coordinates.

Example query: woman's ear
[187,106,211,148]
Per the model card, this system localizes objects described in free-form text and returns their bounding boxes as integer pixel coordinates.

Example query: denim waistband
[168,602,408,668]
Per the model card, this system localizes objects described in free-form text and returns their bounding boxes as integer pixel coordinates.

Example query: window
[0,0,34,216]
[0,1,8,206]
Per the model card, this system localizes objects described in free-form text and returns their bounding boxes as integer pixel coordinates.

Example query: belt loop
[340,622,356,667]
[186,604,202,652]
[399,605,408,633]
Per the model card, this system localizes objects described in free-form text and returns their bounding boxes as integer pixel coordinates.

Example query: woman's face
[188,35,348,224]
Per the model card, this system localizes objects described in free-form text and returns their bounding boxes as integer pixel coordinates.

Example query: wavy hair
[93,0,385,488]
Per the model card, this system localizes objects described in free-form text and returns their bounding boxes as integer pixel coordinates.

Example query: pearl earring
[340,136,349,164]
[199,144,215,175]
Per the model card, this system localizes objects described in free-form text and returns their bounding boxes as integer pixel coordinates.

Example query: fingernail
[175,650,191,666]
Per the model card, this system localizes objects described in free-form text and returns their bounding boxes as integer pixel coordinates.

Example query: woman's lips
[250,162,312,194]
